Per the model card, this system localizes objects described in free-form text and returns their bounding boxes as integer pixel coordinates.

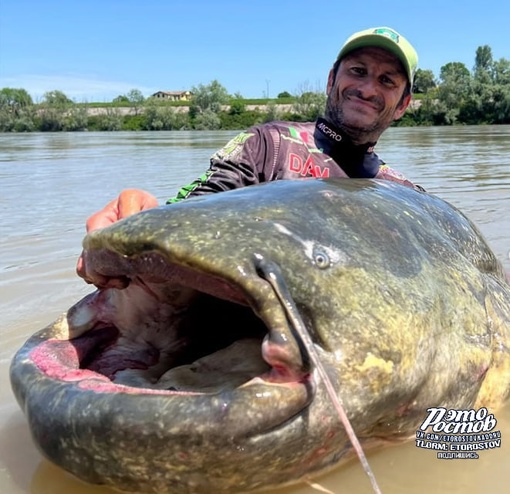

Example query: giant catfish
[10,178,510,493]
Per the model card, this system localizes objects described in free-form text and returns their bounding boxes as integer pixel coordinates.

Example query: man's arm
[77,125,275,286]
[167,126,275,203]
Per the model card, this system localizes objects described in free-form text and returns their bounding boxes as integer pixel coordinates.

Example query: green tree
[437,62,472,124]
[292,90,326,121]
[460,81,510,124]
[0,87,33,110]
[126,89,145,115]
[189,80,230,115]
[37,90,74,131]
[413,69,436,94]
[219,109,262,130]
[262,101,282,123]
[228,98,246,116]
[193,108,222,130]
[42,90,73,108]
[491,84,510,123]
[439,62,471,86]
[290,81,326,121]
[12,114,36,131]
[482,56,510,123]
[95,108,123,131]
[458,47,510,124]
[474,45,494,83]
[63,106,89,131]
[0,88,35,130]
[144,98,188,130]
[493,58,510,85]
[277,91,292,98]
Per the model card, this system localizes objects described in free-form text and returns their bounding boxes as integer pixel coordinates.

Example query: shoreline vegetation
[1,45,509,132]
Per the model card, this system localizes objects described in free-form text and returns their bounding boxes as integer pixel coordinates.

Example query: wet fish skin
[10,178,510,494]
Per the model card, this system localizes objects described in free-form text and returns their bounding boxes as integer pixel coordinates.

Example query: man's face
[325,46,411,144]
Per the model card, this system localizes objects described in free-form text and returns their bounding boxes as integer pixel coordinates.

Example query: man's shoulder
[377,164,426,191]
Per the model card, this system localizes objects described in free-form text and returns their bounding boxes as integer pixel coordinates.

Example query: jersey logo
[288,153,330,178]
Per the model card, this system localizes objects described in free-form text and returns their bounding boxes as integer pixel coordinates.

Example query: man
[78,26,420,287]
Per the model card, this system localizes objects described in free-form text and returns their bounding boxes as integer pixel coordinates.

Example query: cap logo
[373,28,399,43]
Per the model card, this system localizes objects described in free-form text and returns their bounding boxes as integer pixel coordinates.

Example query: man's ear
[394,93,412,120]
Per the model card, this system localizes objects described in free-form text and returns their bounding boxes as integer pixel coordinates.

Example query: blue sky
[0,0,508,102]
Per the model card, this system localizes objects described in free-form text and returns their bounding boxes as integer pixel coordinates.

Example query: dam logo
[415,407,502,459]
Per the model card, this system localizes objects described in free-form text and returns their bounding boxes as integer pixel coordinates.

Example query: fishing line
[254,254,383,494]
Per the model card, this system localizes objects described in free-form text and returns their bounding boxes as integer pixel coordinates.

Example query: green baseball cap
[337,27,418,85]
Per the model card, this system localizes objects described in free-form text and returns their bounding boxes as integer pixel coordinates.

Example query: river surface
[1,126,509,494]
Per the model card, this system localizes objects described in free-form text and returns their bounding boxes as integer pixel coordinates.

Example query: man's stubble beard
[323,91,387,145]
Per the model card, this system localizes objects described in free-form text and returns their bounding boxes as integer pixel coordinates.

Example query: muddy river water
[1,126,509,493]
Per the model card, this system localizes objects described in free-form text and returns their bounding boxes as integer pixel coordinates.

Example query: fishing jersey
[167,117,422,203]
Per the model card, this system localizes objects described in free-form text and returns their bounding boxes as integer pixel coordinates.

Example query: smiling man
[326,28,416,144]
[78,26,422,287]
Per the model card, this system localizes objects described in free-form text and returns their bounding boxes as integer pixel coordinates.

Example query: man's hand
[85,188,159,231]
[77,189,158,288]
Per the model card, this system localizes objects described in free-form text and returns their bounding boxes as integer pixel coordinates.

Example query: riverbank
[85,100,422,116]
[0,98,426,132]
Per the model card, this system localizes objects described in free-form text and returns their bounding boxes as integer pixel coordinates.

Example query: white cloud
[0,74,157,102]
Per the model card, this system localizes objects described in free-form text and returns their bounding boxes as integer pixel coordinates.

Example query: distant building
[151,90,193,101]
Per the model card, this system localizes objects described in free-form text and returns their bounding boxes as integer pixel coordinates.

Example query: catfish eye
[314,250,330,269]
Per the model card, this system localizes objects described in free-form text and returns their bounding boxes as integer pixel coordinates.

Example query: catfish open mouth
[10,179,510,494]
[30,250,314,398]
